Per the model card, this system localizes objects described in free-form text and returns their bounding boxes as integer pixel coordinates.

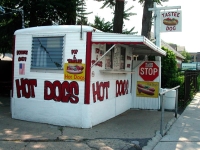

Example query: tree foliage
[90,15,137,34]
[99,0,137,33]
[181,50,191,63]
[161,47,178,88]
[139,0,162,39]
[90,16,113,32]
[0,0,91,54]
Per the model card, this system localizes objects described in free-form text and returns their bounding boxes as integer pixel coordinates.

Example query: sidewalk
[152,92,200,150]
[0,96,178,150]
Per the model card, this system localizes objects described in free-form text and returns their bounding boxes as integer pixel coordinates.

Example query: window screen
[31,36,63,70]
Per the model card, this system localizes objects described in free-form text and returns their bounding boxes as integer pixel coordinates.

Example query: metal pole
[175,89,178,118]
[20,8,25,29]
[160,94,164,136]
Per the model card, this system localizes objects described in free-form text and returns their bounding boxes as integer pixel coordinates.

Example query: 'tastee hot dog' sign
[160,10,182,32]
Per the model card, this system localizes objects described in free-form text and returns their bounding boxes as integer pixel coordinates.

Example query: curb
[142,117,177,150]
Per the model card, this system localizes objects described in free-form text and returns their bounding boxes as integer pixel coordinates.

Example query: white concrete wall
[90,44,132,126]
[12,32,92,128]
[12,30,133,128]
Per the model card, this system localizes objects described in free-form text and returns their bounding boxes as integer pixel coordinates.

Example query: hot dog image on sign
[64,49,85,81]
[136,81,159,98]
[160,10,182,32]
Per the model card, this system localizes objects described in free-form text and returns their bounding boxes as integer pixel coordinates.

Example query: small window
[105,44,113,69]
[31,36,63,70]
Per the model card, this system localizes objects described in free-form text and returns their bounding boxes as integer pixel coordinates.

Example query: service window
[120,47,126,69]
[31,36,64,70]
[105,44,113,69]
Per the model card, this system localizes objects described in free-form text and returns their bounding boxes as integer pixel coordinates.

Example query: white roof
[14,25,101,35]
[92,32,166,56]
[14,25,166,56]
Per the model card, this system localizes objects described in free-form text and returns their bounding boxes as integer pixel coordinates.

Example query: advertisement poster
[64,63,85,81]
[136,81,159,98]
[160,10,182,32]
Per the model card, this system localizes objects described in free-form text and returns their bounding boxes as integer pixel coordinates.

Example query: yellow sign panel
[136,81,159,98]
[64,63,85,81]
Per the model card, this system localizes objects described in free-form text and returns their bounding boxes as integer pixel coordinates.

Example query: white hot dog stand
[11,25,166,128]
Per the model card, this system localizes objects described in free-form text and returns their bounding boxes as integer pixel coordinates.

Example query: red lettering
[44,80,79,104]
[98,82,104,101]
[29,79,37,97]
[71,49,78,54]
[67,59,82,63]
[53,81,62,102]
[44,81,54,100]
[104,82,110,99]
[92,82,99,103]
[116,80,129,97]
[96,48,100,53]
[92,81,110,103]
[23,79,30,98]
[17,50,28,55]
[116,80,121,97]
[18,57,27,61]
[91,60,103,67]
[69,81,79,103]
[15,78,37,98]
[15,78,24,98]
[61,81,70,103]
[162,12,180,18]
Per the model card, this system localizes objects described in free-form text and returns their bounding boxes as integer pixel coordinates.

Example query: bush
[160,47,197,108]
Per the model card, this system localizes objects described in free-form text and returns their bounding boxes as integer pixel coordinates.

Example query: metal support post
[160,94,164,136]
[175,89,178,118]
[20,8,25,29]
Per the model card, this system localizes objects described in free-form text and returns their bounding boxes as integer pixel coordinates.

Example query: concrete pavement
[0,95,179,150]
[152,92,200,150]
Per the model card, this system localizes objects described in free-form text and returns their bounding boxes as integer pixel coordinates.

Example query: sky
[86,0,199,53]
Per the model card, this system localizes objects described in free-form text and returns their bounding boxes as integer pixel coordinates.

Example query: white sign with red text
[160,10,182,32]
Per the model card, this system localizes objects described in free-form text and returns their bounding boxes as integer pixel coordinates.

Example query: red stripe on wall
[12,36,15,97]
[84,32,92,104]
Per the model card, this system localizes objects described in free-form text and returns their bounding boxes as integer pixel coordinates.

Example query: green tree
[89,15,137,34]
[161,47,178,88]
[181,50,191,63]
[90,16,113,32]
[0,0,91,54]
[99,0,137,33]
[139,0,162,39]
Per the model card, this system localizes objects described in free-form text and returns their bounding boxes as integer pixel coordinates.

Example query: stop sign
[139,62,159,81]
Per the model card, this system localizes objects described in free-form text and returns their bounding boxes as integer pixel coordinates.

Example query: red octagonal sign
[139,62,159,81]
